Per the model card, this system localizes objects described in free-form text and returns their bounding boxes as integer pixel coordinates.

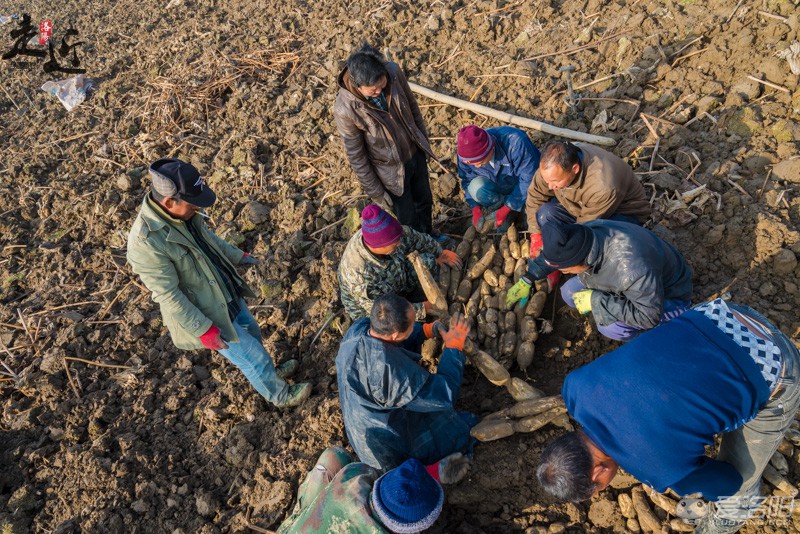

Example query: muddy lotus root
[525,290,547,317]
[405,225,555,397]
[505,377,543,402]
[470,419,514,442]
[511,407,566,433]
[631,487,662,533]
[469,349,510,386]
[485,395,565,420]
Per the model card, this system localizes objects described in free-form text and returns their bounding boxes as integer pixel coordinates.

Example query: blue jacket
[336,318,474,471]
[563,308,771,500]
[457,126,540,212]
[579,220,693,329]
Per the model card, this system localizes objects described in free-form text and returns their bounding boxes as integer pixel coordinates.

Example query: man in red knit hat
[338,204,462,321]
[456,124,540,231]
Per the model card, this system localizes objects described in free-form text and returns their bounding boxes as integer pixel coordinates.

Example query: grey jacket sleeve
[590,270,665,330]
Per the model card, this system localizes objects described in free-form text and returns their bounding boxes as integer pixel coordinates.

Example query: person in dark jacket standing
[334,43,436,234]
[537,299,800,534]
[507,220,692,341]
[456,125,540,231]
[335,293,476,472]
[127,158,311,408]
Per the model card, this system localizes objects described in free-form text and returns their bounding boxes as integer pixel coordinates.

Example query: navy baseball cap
[148,158,216,208]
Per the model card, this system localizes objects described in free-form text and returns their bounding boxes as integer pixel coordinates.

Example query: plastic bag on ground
[41,74,94,111]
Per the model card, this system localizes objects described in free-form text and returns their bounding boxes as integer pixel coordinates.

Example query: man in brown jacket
[509,141,651,303]
[334,43,436,235]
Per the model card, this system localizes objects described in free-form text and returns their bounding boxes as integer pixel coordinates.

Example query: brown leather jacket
[333,62,434,201]
[525,142,651,233]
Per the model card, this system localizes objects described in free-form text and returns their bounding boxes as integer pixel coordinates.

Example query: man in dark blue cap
[127,158,311,407]
[506,220,693,341]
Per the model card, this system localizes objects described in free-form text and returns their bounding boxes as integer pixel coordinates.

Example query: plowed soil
[1,0,799,532]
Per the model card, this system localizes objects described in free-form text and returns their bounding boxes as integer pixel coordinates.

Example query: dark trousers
[388,149,433,234]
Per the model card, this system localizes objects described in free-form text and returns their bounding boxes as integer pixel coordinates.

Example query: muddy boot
[276,359,299,380]
[276,383,311,408]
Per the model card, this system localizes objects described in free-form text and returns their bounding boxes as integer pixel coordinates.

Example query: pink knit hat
[361,204,403,248]
[457,125,494,164]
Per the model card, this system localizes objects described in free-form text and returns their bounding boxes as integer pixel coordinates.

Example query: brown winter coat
[333,62,434,201]
[525,142,651,233]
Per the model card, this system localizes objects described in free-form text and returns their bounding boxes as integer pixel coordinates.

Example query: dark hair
[370,293,414,336]
[536,431,596,502]
[346,43,389,88]
[540,141,581,171]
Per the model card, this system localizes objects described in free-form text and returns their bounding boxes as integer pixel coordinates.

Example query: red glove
[422,321,444,339]
[437,250,463,269]
[471,206,483,228]
[495,205,512,227]
[425,462,442,483]
[441,313,470,351]
[530,233,543,258]
[199,325,227,350]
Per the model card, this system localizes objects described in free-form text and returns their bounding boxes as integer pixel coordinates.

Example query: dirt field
[1,0,800,532]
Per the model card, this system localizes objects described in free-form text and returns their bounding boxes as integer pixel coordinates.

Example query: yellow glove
[573,290,593,314]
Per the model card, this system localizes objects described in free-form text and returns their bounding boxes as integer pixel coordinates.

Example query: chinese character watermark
[2,14,87,74]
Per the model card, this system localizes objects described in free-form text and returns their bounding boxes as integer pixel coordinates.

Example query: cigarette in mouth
[195,210,211,219]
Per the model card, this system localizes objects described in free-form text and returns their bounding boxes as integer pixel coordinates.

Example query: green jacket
[126,194,255,350]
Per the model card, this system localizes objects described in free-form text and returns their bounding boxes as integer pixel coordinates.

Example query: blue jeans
[526,199,643,280]
[696,304,800,534]
[466,177,510,210]
[217,301,289,404]
[560,276,689,341]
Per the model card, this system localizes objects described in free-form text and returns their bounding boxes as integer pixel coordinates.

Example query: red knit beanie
[361,204,403,248]
[457,125,494,164]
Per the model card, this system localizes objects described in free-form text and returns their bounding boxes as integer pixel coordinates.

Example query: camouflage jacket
[338,226,442,321]
[278,447,387,534]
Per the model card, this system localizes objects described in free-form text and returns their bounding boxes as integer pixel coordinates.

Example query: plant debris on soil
[1,0,800,532]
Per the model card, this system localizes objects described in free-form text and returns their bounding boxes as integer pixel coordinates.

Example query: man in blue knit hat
[537,299,800,533]
[278,447,468,533]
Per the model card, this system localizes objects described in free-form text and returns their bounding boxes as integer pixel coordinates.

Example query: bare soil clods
[1,0,800,532]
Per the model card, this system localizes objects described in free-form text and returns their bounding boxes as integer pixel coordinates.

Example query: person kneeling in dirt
[524,141,651,291]
[336,293,477,472]
[507,220,692,341]
[457,124,540,232]
[278,447,469,533]
[334,42,437,236]
[338,204,462,321]
[537,299,800,534]
[126,158,311,408]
